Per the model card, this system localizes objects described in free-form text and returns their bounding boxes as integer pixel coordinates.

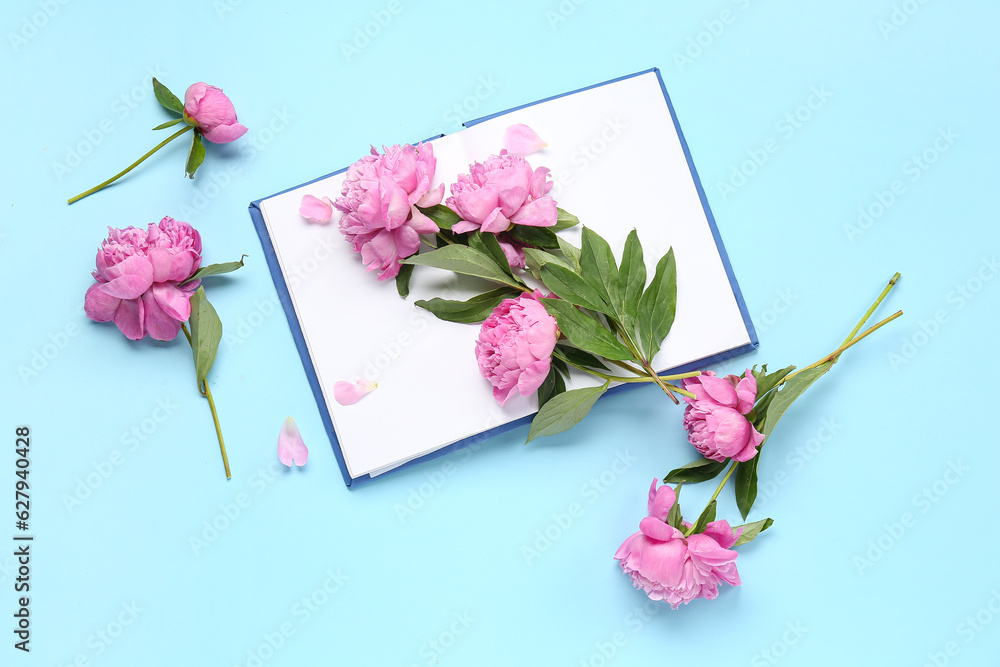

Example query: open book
[249,68,757,486]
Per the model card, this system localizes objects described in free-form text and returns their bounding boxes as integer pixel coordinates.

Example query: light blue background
[3,1,998,665]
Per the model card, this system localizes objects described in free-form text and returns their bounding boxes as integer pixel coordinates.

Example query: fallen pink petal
[503,123,547,155]
[299,194,335,224]
[277,417,309,467]
[334,379,377,406]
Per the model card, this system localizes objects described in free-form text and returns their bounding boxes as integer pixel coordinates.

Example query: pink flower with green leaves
[475,291,559,406]
[334,143,444,281]
[615,480,742,608]
[681,370,764,462]
[84,217,202,341]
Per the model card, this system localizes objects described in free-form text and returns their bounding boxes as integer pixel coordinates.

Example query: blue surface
[3,1,998,665]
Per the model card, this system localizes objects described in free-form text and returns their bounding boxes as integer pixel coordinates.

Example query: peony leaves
[636,248,676,363]
[186,255,247,284]
[185,131,206,179]
[415,204,462,231]
[402,244,525,291]
[152,77,184,114]
[664,458,729,484]
[732,517,773,547]
[189,287,222,387]
[541,298,633,360]
[416,287,521,324]
[527,382,609,442]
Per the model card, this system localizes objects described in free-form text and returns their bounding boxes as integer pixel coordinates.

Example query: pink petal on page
[277,417,309,467]
[334,378,377,406]
[299,194,335,224]
[502,123,547,156]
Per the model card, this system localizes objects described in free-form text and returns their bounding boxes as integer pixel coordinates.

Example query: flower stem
[68,125,192,204]
[781,310,903,385]
[181,323,231,480]
[609,319,681,405]
[840,272,901,350]
[551,349,695,397]
[684,461,738,537]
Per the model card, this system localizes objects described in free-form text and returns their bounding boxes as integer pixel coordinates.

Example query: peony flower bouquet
[300,126,903,608]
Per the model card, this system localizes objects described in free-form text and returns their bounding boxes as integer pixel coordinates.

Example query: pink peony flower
[615,480,742,609]
[446,150,557,243]
[183,82,248,144]
[334,143,444,281]
[681,370,765,462]
[84,217,202,341]
[475,291,559,406]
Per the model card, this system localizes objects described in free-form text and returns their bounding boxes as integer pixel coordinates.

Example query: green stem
[781,310,903,385]
[551,349,695,397]
[609,319,680,405]
[839,272,901,350]
[68,124,192,204]
[181,323,231,480]
[684,461,738,537]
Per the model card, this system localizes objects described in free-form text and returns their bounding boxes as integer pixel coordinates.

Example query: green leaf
[395,263,415,298]
[185,131,206,179]
[733,518,774,547]
[188,287,223,384]
[554,344,609,372]
[734,456,760,520]
[415,287,520,324]
[523,248,572,281]
[664,458,729,484]
[666,483,684,529]
[402,244,521,288]
[415,204,461,231]
[526,383,608,442]
[690,500,717,536]
[537,364,567,409]
[751,364,797,424]
[636,247,676,362]
[468,232,513,277]
[579,227,623,318]
[557,237,582,273]
[552,208,581,232]
[507,225,559,249]
[759,364,833,442]
[619,229,646,323]
[185,255,247,284]
[540,263,611,314]
[153,78,184,114]
[152,118,183,131]
[541,298,633,361]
